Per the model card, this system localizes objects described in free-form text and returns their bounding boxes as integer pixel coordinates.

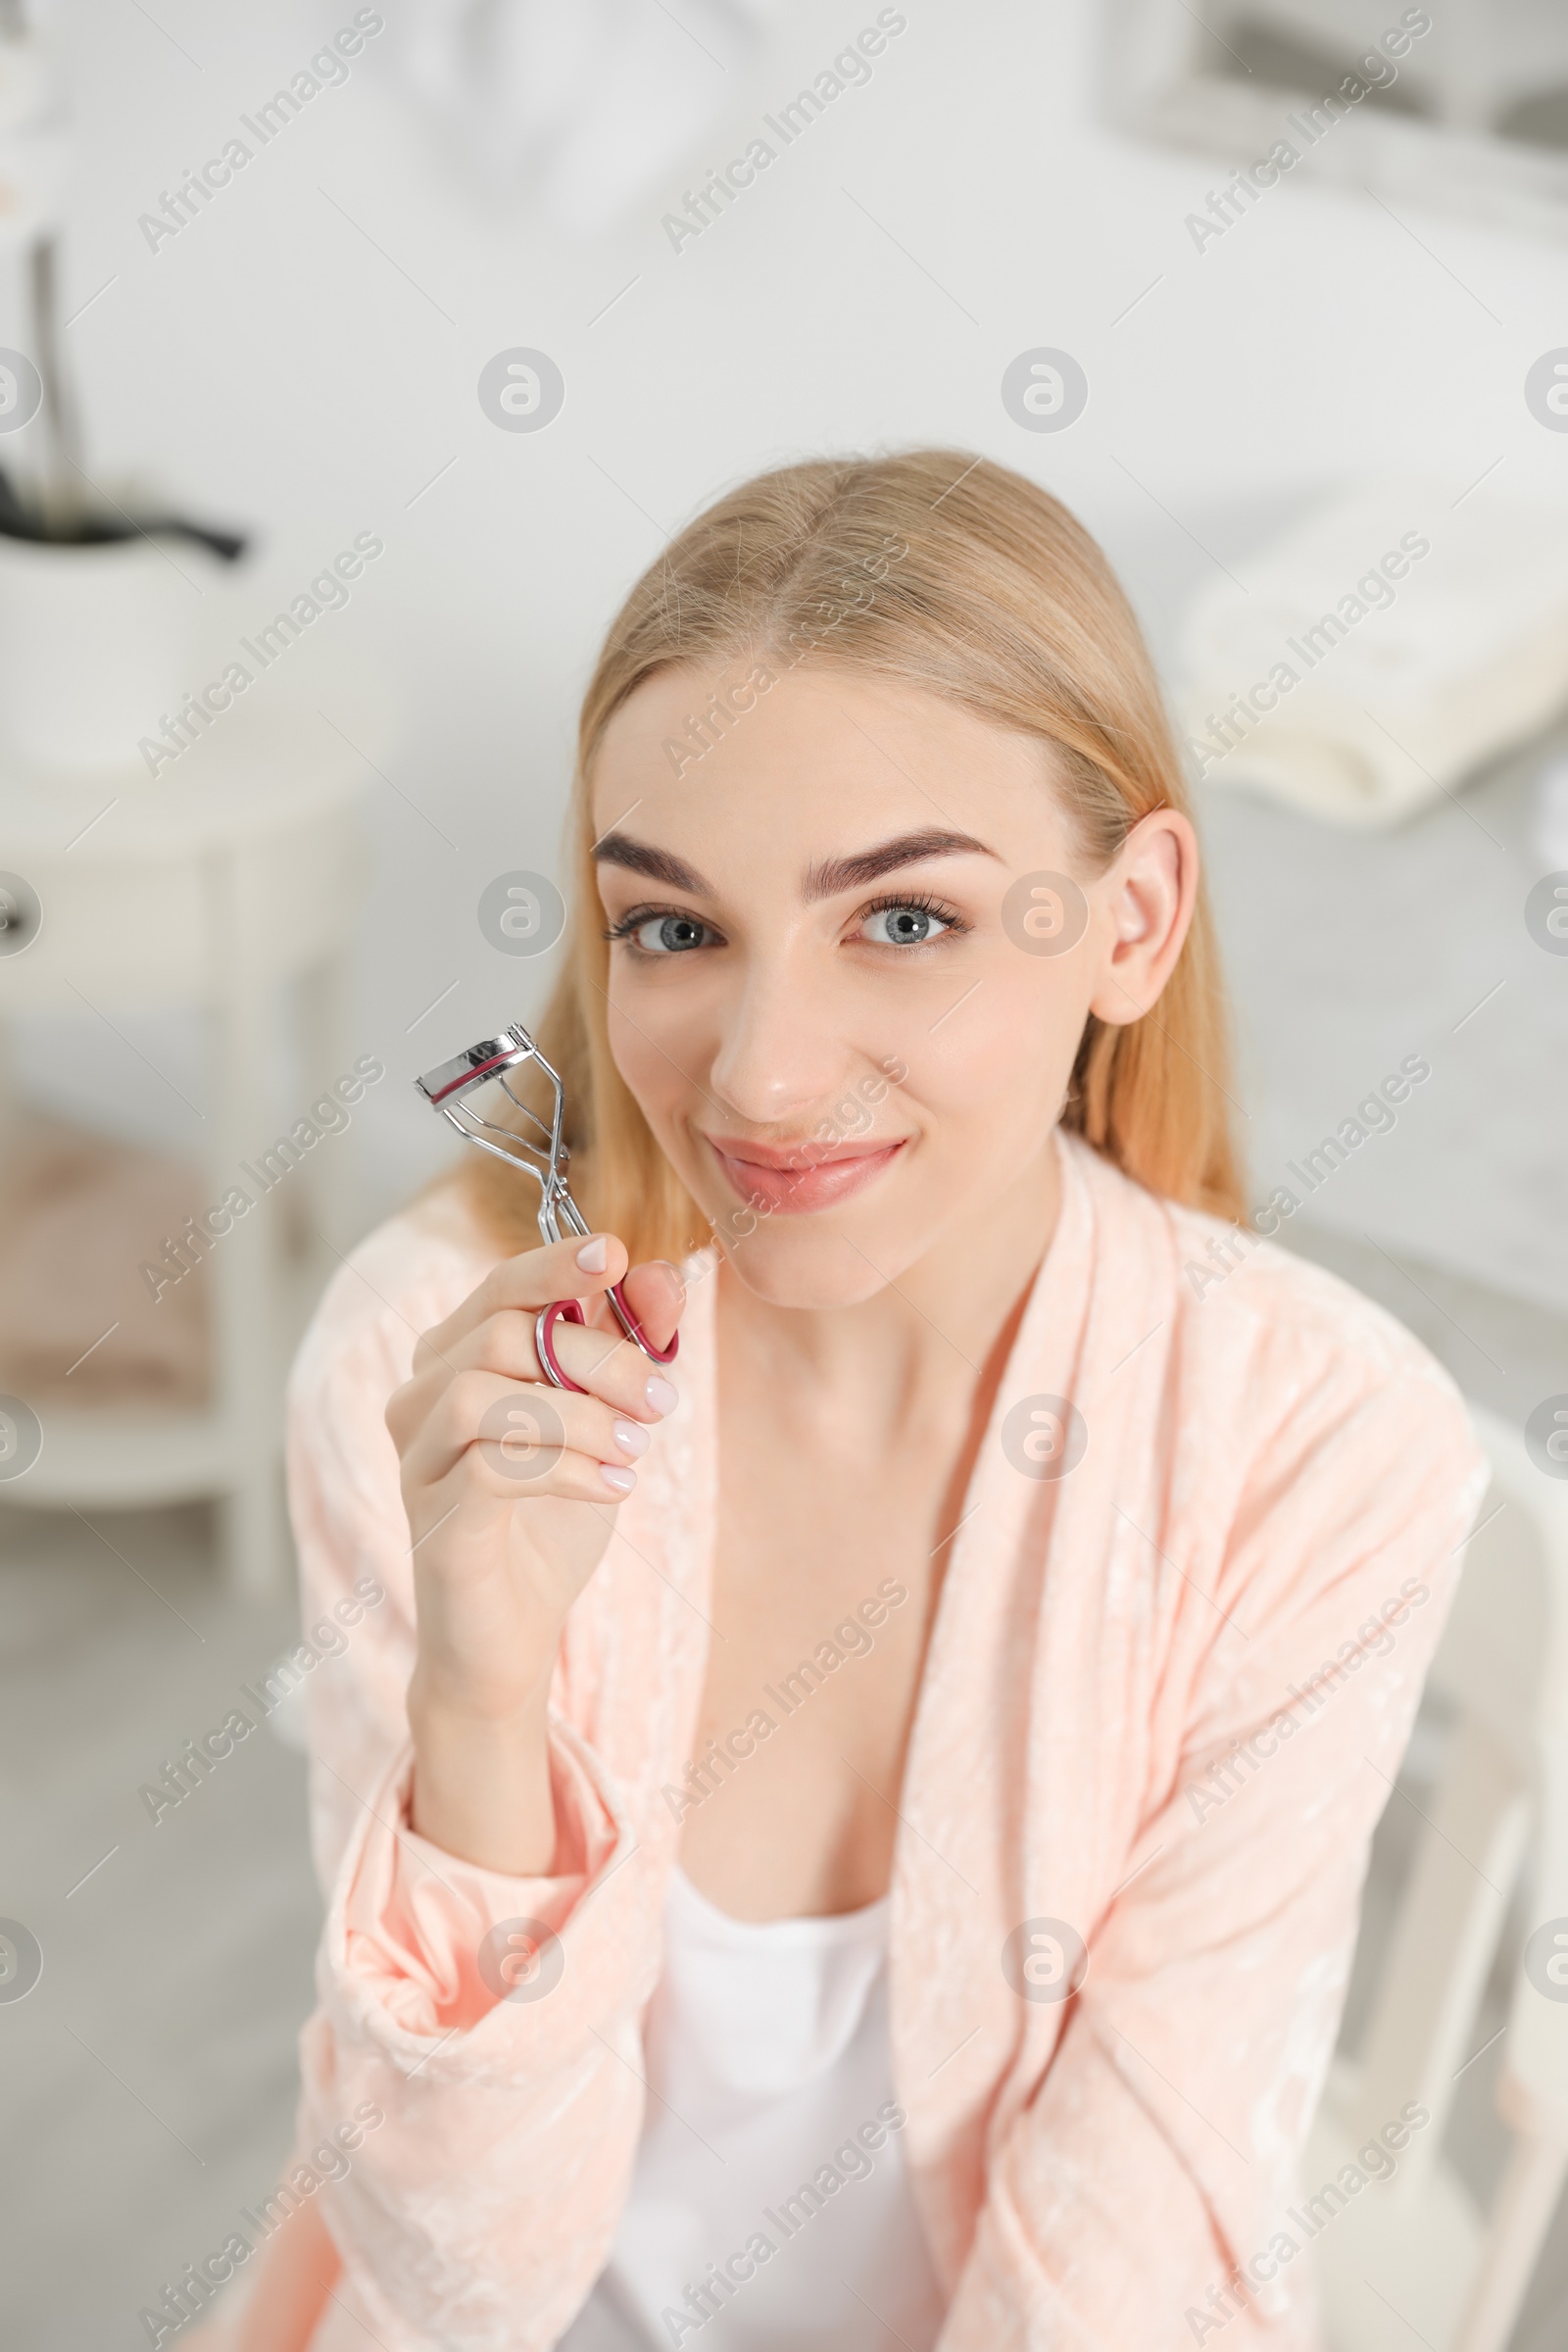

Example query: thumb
[617,1259,686,1355]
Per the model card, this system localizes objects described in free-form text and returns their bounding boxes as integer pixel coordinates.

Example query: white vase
[0,530,212,776]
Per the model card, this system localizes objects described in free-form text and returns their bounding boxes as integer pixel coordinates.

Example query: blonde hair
[456,447,1241,1258]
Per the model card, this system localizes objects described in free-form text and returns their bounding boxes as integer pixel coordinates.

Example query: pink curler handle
[535,1298,588,1393]
[534,1287,680,1394]
[609,1278,680,1366]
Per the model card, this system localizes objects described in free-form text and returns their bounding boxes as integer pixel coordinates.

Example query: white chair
[1305,1401,1568,2351]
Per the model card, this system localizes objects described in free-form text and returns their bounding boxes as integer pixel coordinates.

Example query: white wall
[6,0,1565,1305]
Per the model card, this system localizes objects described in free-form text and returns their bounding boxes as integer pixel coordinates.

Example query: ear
[1087,808,1200,1027]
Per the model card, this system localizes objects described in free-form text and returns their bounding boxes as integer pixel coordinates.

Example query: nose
[707,949,855,1128]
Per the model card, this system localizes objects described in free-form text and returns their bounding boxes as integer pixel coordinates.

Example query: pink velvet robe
[283,1130,1486,2350]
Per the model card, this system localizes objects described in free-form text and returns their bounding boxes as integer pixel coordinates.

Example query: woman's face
[590,660,1197,1306]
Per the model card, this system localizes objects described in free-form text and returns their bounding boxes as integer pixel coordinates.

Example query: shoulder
[1059,1143,1488,1726]
[1064,1132,1481,1497]
[1170,1197,1464,1441]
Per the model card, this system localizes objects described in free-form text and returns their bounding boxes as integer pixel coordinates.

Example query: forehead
[590,661,1054,857]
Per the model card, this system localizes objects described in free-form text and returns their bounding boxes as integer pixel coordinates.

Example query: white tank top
[558,1864,946,2350]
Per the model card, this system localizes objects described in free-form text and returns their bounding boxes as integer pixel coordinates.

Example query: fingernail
[612,1418,649,1459]
[576,1237,609,1273]
[599,1463,636,1494]
[645,1375,679,1417]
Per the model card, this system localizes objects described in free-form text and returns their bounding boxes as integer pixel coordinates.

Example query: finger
[416,1234,630,1365]
[404,1364,658,1486]
[467,1431,644,1504]
[617,1259,686,1355]
[546,1311,682,1411]
[415,1427,643,1531]
[403,1300,679,1426]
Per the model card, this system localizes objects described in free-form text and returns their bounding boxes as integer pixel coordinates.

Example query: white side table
[0,704,371,1593]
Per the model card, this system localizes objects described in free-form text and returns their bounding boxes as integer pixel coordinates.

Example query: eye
[857,894,960,948]
[606,907,714,955]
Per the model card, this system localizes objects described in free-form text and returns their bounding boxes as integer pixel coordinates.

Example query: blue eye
[616,911,710,954]
[858,901,954,947]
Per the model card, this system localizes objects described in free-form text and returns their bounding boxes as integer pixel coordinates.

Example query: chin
[712,1216,926,1310]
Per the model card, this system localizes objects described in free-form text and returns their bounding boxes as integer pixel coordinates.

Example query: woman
[215,449,1484,2351]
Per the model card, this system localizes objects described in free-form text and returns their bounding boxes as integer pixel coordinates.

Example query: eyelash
[602,904,710,949]
[859,890,967,939]
[603,893,970,953]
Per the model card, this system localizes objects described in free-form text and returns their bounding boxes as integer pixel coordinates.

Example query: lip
[703,1133,907,1216]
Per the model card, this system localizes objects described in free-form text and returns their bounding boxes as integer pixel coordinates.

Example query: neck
[714,1129,1065,1431]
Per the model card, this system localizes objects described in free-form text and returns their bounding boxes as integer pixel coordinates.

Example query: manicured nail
[576,1237,609,1273]
[612,1418,649,1459]
[645,1375,679,1417]
[599,1463,636,1494]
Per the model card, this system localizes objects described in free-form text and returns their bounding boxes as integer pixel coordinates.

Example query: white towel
[1175,481,1568,825]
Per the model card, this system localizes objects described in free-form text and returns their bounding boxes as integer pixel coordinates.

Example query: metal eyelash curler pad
[415,1024,678,1395]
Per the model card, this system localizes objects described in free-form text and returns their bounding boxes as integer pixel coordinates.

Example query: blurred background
[2,1,1567,2344]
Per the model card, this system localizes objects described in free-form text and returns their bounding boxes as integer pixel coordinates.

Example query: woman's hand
[385,1235,684,1873]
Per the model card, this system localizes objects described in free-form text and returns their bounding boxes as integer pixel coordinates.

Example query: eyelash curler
[415,1024,678,1394]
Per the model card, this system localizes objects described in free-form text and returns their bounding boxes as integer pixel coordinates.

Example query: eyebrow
[804,829,1001,901]
[592,826,1000,903]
